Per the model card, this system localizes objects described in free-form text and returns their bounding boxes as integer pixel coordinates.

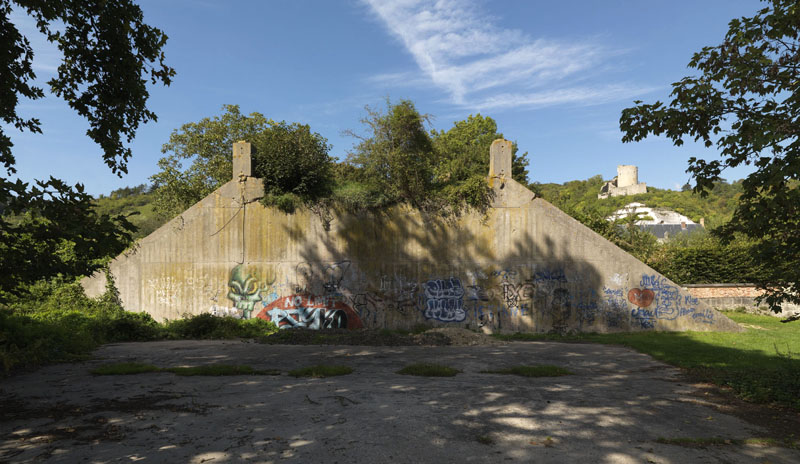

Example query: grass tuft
[476,435,494,445]
[288,364,353,378]
[482,365,572,377]
[397,363,460,377]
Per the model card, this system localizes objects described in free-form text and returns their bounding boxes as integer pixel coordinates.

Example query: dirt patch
[258,327,505,346]
[424,328,506,346]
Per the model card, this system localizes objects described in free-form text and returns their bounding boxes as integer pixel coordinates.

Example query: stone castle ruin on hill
[82,140,740,333]
[598,165,647,199]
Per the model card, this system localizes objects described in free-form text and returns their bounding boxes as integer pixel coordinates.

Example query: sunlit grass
[494,313,800,409]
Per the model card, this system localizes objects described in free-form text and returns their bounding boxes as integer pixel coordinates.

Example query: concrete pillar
[489,139,512,178]
[233,141,252,179]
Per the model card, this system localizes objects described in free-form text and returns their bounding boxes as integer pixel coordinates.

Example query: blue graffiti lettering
[534,269,568,283]
[631,308,656,329]
[423,277,466,322]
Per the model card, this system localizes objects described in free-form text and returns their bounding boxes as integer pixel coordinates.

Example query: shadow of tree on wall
[277,204,611,333]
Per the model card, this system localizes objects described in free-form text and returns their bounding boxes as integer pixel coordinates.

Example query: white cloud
[362,0,651,110]
[9,9,62,75]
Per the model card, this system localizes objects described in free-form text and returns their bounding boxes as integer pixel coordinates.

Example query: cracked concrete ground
[1,340,798,463]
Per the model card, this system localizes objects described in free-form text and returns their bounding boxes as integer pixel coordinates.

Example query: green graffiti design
[227,265,263,319]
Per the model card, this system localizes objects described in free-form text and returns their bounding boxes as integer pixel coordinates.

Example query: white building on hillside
[609,202,704,241]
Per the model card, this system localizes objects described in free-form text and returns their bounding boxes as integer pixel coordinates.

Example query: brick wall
[682,284,799,316]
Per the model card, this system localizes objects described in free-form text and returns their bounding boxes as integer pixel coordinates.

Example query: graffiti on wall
[423,277,466,322]
[602,287,628,328]
[200,261,716,332]
[208,261,366,329]
[625,274,712,328]
[226,264,276,319]
[147,274,214,308]
[256,294,363,329]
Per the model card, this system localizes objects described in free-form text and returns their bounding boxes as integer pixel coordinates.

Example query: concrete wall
[82,141,740,333]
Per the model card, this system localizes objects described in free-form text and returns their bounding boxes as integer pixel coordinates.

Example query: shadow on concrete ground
[1,340,798,463]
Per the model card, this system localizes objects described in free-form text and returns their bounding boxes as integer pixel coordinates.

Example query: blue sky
[7,0,764,196]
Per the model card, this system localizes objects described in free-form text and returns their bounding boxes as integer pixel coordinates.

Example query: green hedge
[651,242,766,284]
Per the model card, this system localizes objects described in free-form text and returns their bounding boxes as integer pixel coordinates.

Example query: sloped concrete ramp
[1,340,796,463]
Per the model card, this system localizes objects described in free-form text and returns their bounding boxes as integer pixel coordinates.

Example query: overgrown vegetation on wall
[340,100,529,215]
[0,276,278,375]
[148,101,530,219]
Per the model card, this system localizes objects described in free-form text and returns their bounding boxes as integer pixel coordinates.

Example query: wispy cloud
[9,9,62,75]
[362,0,651,110]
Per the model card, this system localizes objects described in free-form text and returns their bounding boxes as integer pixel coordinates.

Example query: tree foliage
[432,113,529,185]
[150,105,271,218]
[0,178,135,298]
[93,184,163,239]
[345,100,436,209]
[342,100,530,214]
[0,1,173,299]
[151,105,333,217]
[255,121,332,214]
[1,0,174,174]
[619,0,800,311]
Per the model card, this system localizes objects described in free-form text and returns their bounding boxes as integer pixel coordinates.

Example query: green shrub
[162,313,277,340]
[1,278,277,375]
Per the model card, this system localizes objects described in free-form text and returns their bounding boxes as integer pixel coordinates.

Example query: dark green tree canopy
[342,100,530,214]
[619,0,799,310]
[254,121,332,205]
[151,105,333,217]
[1,0,174,175]
[432,113,529,185]
[0,0,173,299]
[346,100,435,208]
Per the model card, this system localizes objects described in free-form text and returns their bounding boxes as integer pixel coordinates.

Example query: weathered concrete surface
[82,140,740,333]
[1,340,796,463]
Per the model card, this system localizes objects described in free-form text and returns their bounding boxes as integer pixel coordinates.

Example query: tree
[343,102,533,214]
[151,105,333,217]
[150,105,271,218]
[345,99,435,208]
[431,114,530,185]
[0,1,173,299]
[1,0,174,175]
[619,0,799,311]
[255,121,332,213]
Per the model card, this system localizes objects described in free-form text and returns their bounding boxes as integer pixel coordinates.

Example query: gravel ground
[1,338,799,463]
